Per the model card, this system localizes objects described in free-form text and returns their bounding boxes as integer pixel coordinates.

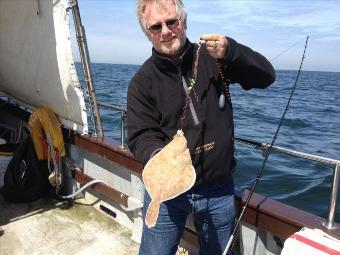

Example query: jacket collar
[151,39,195,74]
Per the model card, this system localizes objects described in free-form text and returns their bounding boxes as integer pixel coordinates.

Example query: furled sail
[0,0,88,133]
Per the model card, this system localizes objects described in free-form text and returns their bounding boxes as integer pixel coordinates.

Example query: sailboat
[0,0,339,254]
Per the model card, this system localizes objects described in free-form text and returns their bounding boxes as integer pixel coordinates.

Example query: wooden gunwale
[1,98,339,240]
[63,131,143,174]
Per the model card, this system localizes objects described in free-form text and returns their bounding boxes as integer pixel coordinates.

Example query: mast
[69,0,104,137]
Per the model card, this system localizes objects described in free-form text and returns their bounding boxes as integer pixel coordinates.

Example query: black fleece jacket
[127,37,275,187]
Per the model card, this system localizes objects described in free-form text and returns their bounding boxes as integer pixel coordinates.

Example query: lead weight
[219,93,225,109]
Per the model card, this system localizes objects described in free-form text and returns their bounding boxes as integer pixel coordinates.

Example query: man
[127,0,275,254]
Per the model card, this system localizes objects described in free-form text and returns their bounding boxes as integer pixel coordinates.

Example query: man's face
[144,1,187,56]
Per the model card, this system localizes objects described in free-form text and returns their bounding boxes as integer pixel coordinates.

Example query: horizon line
[75,61,340,74]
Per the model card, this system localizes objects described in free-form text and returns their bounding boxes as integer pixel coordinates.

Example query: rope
[222,35,309,255]
[59,179,106,199]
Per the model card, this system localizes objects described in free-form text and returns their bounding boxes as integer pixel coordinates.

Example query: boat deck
[0,193,140,255]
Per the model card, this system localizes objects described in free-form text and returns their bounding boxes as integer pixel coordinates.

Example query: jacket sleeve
[127,73,165,165]
[220,37,276,90]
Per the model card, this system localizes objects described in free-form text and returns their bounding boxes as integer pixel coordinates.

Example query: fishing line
[196,36,307,63]
[222,35,309,255]
[270,37,308,62]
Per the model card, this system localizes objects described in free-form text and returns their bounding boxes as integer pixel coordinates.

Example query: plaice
[142,130,196,228]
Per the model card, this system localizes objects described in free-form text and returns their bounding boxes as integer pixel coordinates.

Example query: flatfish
[142,130,196,228]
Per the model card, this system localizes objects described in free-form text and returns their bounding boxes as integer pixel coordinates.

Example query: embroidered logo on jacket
[194,142,215,154]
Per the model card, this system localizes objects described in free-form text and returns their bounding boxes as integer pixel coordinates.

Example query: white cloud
[73,0,340,71]
[186,0,340,42]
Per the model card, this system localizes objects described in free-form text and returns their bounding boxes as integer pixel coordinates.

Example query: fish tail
[145,200,160,228]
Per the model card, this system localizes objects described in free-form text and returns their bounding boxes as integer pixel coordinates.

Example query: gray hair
[137,0,187,35]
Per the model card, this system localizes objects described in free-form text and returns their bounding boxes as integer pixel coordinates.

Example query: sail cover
[0,0,88,134]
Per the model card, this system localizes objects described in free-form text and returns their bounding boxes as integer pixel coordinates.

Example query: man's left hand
[200,34,228,59]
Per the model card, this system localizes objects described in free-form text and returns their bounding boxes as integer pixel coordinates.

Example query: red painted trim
[290,234,340,255]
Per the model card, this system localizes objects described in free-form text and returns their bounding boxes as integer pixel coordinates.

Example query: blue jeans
[139,177,235,255]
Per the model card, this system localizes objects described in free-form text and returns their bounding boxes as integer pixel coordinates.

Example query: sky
[72,0,340,72]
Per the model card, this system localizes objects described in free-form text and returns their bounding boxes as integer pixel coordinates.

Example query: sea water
[77,63,340,222]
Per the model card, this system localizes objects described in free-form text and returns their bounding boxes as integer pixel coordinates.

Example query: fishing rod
[222,35,309,255]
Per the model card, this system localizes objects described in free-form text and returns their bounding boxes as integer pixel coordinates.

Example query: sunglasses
[148,18,180,34]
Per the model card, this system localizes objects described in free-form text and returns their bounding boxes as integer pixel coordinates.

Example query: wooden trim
[64,130,143,174]
[236,190,340,239]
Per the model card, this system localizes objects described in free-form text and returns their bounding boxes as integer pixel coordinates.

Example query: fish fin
[145,200,160,228]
